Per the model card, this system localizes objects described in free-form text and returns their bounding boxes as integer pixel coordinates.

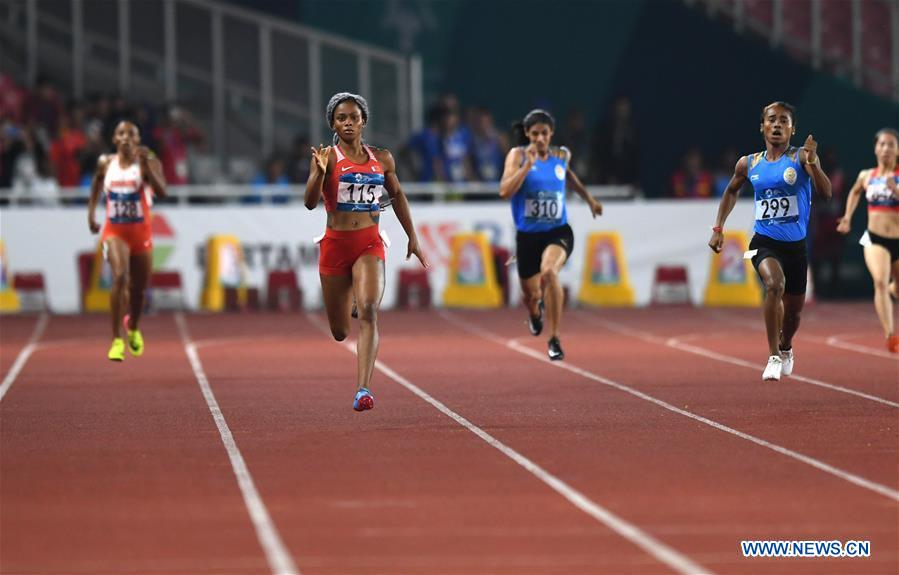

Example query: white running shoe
[779,348,794,376]
[762,355,783,381]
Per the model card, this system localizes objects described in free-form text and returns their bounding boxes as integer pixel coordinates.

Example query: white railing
[0,183,639,207]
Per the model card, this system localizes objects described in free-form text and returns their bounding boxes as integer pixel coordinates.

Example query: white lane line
[193,334,286,349]
[825,334,898,361]
[174,313,299,575]
[706,309,898,361]
[439,311,899,503]
[587,316,899,410]
[0,313,49,403]
[303,312,712,575]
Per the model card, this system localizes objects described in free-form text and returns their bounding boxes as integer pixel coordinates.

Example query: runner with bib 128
[708,101,832,381]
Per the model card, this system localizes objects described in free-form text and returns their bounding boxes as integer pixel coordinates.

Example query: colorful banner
[0,240,21,312]
[0,201,756,311]
[442,232,503,308]
[703,231,762,306]
[201,235,247,311]
[578,232,635,307]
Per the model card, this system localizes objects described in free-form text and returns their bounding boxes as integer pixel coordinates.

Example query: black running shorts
[749,233,808,296]
[515,223,574,279]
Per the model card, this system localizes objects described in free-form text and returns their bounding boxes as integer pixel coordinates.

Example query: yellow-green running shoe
[108,338,126,362]
[127,329,144,356]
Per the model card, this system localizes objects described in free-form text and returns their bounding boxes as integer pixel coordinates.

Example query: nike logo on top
[341,166,353,172]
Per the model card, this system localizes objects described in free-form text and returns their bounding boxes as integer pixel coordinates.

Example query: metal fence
[0,0,422,169]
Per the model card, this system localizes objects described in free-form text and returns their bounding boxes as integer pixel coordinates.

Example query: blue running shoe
[353,387,374,412]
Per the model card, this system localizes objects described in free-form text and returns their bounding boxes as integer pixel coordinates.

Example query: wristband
[712,226,723,233]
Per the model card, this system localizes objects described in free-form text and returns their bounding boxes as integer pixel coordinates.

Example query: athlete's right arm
[708,155,749,253]
[837,170,868,234]
[87,155,110,234]
[499,146,534,199]
[304,145,331,210]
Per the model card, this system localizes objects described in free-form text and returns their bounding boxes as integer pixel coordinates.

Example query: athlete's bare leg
[864,245,895,338]
[320,273,354,342]
[127,252,153,330]
[539,244,568,339]
[105,237,130,340]
[757,257,786,356]
[351,255,385,392]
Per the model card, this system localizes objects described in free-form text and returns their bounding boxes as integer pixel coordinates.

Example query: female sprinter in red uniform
[305,92,428,411]
[837,128,899,352]
[88,121,166,361]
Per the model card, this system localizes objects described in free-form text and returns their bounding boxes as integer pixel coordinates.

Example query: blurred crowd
[0,74,211,204]
[0,74,847,220]
[398,93,642,188]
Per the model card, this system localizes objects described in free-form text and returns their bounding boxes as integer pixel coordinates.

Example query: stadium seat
[651,265,692,306]
[13,272,48,312]
[266,270,302,311]
[396,268,431,308]
[149,271,185,311]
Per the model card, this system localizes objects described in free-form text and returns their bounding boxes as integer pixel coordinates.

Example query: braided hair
[326,92,370,145]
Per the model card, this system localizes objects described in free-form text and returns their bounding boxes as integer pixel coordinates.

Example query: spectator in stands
[469,107,507,182]
[406,103,445,182]
[439,103,473,183]
[714,146,740,196]
[591,96,640,185]
[671,148,713,198]
[811,146,847,289]
[12,127,58,205]
[50,104,87,188]
[103,95,134,145]
[154,104,204,186]
[0,121,24,189]
[0,74,26,124]
[78,119,108,187]
[244,154,291,204]
[557,107,591,180]
[24,76,62,142]
[285,134,311,184]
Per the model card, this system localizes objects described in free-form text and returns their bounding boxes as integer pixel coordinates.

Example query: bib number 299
[760,197,790,219]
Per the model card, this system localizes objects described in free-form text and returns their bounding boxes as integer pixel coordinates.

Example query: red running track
[1,304,896,574]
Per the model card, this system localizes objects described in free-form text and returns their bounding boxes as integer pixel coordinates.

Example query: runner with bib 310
[500,109,602,361]
[708,101,832,381]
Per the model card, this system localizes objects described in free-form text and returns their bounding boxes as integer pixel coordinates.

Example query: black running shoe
[548,336,564,361]
[527,300,544,336]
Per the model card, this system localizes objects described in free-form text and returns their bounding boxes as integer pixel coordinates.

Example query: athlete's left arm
[800,135,831,200]
[139,146,167,198]
[377,149,429,269]
[562,149,602,217]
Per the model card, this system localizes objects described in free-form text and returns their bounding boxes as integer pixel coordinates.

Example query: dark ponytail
[511,120,528,146]
[512,109,556,147]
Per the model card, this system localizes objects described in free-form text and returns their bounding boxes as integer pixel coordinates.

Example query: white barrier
[0,200,755,312]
